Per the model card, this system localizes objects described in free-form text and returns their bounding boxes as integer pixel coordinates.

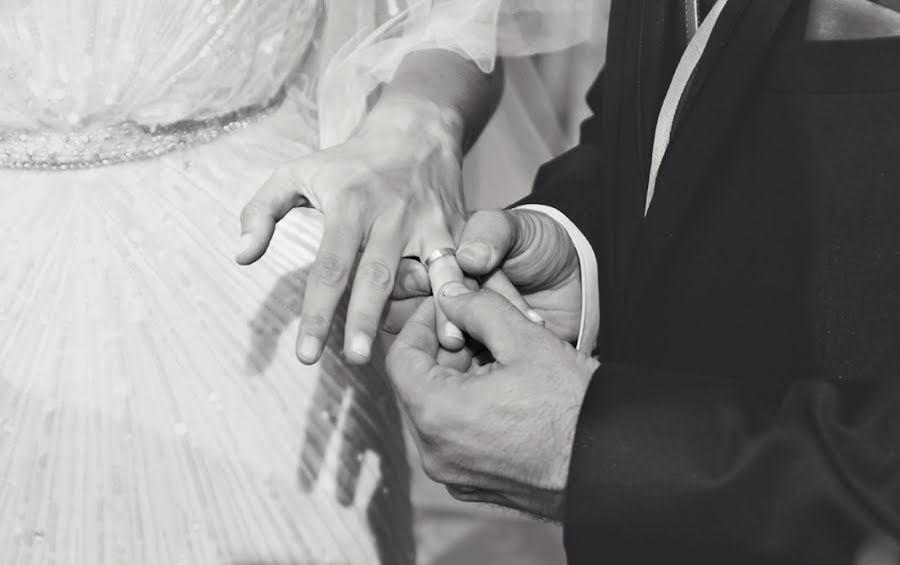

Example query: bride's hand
[237,99,471,365]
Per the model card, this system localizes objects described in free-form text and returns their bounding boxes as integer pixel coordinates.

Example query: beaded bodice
[0,0,321,167]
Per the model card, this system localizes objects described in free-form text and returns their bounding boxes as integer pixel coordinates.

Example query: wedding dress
[0,1,593,564]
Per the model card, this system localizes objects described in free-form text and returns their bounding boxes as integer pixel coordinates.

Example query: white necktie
[645,0,729,215]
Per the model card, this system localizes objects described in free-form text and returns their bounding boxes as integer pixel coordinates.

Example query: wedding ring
[422,247,457,272]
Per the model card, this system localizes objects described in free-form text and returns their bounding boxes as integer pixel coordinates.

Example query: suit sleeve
[564,363,900,565]
[514,143,607,263]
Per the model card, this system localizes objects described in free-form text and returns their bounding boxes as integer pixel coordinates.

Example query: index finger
[437,284,532,364]
[386,298,440,394]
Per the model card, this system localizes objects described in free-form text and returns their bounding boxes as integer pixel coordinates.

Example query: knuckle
[270,165,293,183]
[473,208,500,224]
[341,182,368,198]
[413,202,450,229]
[391,268,417,297]
[301,313,330,336]
[349,312,380,337]
[271,165,305,193]
[411,401,436,435]
[336,184,372,209]
[382,316,400,336]
[421,452,449,484]
[311,252,348,287]
[359,260,394,292]
[239,199,264,224]
[414,393,448,436]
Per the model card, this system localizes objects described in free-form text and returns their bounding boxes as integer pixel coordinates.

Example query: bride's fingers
[237,167,309,265]
[296,217,363,365]
[422,245,467,352]
[343,226,404,365]
[382,277,477,335]
[382,296,426,335]
[480,270,544,325]
[392,258,431,300]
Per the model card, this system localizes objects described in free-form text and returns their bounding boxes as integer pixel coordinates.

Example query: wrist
[550,356,599,500]
[361,96,465,157]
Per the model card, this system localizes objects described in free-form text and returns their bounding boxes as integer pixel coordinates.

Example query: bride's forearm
[361,49,504,155]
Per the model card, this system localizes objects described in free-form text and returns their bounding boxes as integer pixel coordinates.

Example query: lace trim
[0,88,287,170]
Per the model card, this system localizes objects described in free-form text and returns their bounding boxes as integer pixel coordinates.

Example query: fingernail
[298,336,321,363]
[457,242,492,267]
[444,322,463,341]
[349,334,372,361]
[441,282,471,298]
[526,309,545,325]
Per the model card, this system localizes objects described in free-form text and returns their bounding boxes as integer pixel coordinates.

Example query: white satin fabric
[0,1,593,564]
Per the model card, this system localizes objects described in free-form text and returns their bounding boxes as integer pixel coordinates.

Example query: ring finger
[418,235,466,352]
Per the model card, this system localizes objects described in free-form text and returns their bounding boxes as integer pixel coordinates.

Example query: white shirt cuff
[515,204,600,354]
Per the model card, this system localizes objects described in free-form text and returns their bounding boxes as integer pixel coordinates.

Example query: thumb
[437,282,532,363]
[236,166,309,265]
[455,209,516,275]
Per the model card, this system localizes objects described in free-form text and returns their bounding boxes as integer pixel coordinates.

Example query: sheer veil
[317,1,599,146]
[463,3,610,209]
[316,0,608,210]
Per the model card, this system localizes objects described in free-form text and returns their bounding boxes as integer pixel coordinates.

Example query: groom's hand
[386,284,599,521]
[390,209,583,343]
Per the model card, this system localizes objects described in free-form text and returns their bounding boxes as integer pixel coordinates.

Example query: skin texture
[237,50,505,365]
[386,288,598,521]
[389,208,583,344]
[386,207,595,521]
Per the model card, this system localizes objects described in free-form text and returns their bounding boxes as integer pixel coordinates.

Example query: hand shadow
[245,267,415,564]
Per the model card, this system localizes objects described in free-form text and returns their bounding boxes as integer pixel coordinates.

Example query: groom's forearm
[361,49,504,154]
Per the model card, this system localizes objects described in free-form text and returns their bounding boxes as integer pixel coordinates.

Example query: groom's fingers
[437,283,534,364]
[237,167,309,265]
[383,278,478,335]
[422,248,466,352]
[480,269,544,325]
[455,209,516,275]
[392,259,431,299]
[382,296,426,335]
[386,298,443,395]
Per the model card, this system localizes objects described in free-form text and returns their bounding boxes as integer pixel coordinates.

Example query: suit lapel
[598,0,676,355]
[595,0,637,356]
[626,0,800,315]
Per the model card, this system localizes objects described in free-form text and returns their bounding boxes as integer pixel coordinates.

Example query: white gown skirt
[0,100,414,565]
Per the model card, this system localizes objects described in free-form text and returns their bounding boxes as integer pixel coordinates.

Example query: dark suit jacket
[520,1,900,563]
